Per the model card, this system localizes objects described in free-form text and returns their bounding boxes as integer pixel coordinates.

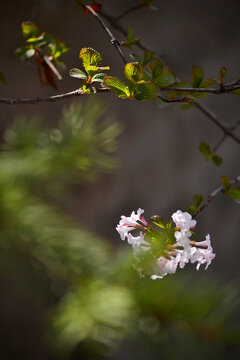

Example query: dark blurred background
[0,1,240,359]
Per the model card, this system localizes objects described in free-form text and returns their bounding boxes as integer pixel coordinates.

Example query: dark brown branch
[195,102,240,145]
[99,10,158,54]
[0,87,109,105]
[157,95,193,103]
[193,175,240,218]
[85,6,128,64]
[159,84,240,94]
[212,118,240,152]
[115,5,142,21]
[100,9,240,147]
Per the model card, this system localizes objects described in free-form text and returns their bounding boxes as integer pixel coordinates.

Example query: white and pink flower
[116,208,148,241]
[172,210,196,231]
[116,208,215,279]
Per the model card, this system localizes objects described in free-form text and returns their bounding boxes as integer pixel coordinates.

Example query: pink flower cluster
[116,208,215,279]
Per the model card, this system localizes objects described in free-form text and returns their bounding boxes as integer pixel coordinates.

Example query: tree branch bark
[193,175,240,218]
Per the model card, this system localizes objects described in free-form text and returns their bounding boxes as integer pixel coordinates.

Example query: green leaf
[48,39,71,59]
[187,205,196,216]
[141,51,156,67]
[103,77,130,99]
[228,188,240,201]
[69,68,88,80]
[84,65,109,77]
[124,62,146,82]
[193,194,204,211]
[84,65,100,76]
[15,46,35,61]
[221,175,232,192]
[150,216,166,229]
[92,73,107,83]
[192,66,204,88]
[199,142,212,160]
[149,58,164,82]
[79,47,102,68]
[0,72,7,85]
[212,154,223,166]
[21,21,39,39]
[130,53,142,63]
[200,78,217,88]
[181,103,192,111]
[233,89,240,96]
[26,33,54,47]
[219,67,226,84]
[133,81,158,101]
[190,91,208,99]
[155,69,175,87]
[125,27,140,49]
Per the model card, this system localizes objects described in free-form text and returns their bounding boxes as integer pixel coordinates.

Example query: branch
[159,84,240,94]
[85,5,128,64]
[115,5,142,21]
[99,10,158,54]
[0,87,109,105]
[157,95,194,103]
[193,175,240,218]
[100,8,240,147]
[195,102,240,145]
[213,118,240,152]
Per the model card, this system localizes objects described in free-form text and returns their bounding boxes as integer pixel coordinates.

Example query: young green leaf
[212,154,223,166]
[141,51,156,67]
[48,39,71,59]
[69,68,88,80]
[125,27,140,49]
[149,58,164,81]
[233,89,240,96]
[79,47,102,68]
[192,66,204,88]
[155,69,175,87]
[0,72,7,85]
[21,21,39,39]
[228,188,240,203]
[193,194,204,211]
[130,53,142,63]
[92,73,107,83]
[181,103,192,111]
[15,46,35,61]
[26,33,54,48]
[200,78,217,88]
[133,81,158,101]
[219,67,226,84]
[150,216,166,229]
[221,175,232,193]
[199,142,212,160]
[124,62,146,81]
[103,77,130,99]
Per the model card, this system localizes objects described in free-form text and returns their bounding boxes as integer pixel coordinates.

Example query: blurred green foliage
[0,99,240,360]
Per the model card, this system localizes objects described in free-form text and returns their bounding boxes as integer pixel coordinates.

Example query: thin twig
[115,5,142,21]
[100,8,240,147]
[85,5,128,64]
[193,175,240,218]
[195,102,240,145]
[159,84,240,94]
[99,10,158,54]
[213,118,240,152]
[0,87,109,105]
[157,95,193,103]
